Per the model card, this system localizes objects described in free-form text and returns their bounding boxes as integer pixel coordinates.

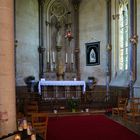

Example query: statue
[90,49,96,63]
[56,29,63,47]
[55,21,63,48]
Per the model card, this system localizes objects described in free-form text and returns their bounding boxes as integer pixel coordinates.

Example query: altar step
[48,109,106,117]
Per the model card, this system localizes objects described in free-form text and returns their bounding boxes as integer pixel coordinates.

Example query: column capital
[105,0,111,3]
[71,0,81,11]
[38,46,45,54]
[130,35,138,45]
[38,0,45,6]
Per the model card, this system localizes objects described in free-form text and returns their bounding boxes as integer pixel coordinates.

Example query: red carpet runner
[47,115,140,140]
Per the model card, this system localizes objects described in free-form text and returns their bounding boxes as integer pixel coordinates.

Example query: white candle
[31,134,36,140]
[14,134,21,140]
[18,125,23,131]
[71,53,73,63]
[27,127,32,135]
[52,52,55,62]
[27,123,32,135]
[23,119,28,129]
[66,53,68,63]
[47,51,49,62]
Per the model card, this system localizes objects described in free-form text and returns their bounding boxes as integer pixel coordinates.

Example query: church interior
[0,0,140,139]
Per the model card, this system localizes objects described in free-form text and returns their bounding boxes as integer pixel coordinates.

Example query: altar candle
[66,53,68,63]
[18,124,23,131]
[71,53,73,63]
[31,134,36,140]
[52,52,55,62]
[27,127,31,135]
[47,51,49,62]
[14,134,21,140]
[27,123,32,135]
[23,119,28,129]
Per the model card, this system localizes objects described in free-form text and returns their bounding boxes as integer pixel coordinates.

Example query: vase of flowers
[67,98,79,112]
[24,75,35,92]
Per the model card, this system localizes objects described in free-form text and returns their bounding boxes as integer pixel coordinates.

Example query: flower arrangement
[24,75,35,85]
[65,30,73,42]
[24,75,35,92]
[67,98,79,112]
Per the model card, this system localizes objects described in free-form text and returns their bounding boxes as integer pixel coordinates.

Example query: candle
[31,134,36,140]
[27,127,31,135]
[54,109,57,114]
[23,119,28,129]
[52,52,55,63]
[66,53,68,63]
[71,53,73,63]
[27,123,32,135]
[14,134,21,140]
[18,120,23,131]
[18,124,23,131]
[47,51,49,62]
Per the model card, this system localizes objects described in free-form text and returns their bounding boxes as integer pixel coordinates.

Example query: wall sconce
[107,44,112,51]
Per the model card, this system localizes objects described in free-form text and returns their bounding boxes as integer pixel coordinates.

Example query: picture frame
[85,41,100,66]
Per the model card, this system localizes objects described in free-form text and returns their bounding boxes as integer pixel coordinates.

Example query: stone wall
[79,0,107,85]
[134,0,140,97]
[15,0,39,86]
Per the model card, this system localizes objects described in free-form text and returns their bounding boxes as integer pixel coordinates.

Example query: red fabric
[47,115,140,140]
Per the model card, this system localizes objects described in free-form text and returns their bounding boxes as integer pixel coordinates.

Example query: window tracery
[118,0,128,70]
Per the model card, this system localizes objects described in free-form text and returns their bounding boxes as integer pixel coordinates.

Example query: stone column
[106,0,112,96]
[72,0,81,80]
[0,0,16,137]
[38,0,45,78]
[129,0,137,98]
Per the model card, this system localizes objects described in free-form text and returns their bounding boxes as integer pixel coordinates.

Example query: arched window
[110,0,129,86]
[118,1,128,71]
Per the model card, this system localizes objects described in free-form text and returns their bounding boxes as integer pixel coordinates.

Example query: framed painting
[85,41,100,66]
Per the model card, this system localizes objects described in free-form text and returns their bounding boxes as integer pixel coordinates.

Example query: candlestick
[31,134,36,140]
[66,53,68,63]
[52,52,55,63]
[14,134,21,140]
[27,123,32,135]
[47,51,49,62]
[23,119,28,129]
[71,53,73,63]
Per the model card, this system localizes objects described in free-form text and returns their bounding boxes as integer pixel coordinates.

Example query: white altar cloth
[38,80,86,94]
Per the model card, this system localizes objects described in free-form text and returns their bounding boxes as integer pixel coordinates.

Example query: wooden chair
[112,97,128,117]
[25,101,38,121]
[31,112,48,140]
[123,97,140,125]
[16,112,24,120]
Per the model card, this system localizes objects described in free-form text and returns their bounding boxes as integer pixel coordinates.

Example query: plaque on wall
[85,41,100,66]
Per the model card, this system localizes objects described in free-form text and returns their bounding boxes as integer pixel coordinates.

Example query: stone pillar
[72,0,81,80]
[106,0,112,96]
[0,0,16,137]
[129,0,137,98]
[38,0,45,78]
